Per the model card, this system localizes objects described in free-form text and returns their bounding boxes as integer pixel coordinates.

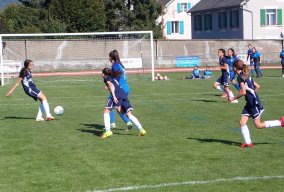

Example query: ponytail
[242,65,250,81]
[102,68,114,77]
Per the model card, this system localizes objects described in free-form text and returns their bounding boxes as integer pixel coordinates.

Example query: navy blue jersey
[19,68,37,91]
[237,73,261,107]
[104,76,127,100]
[280,51,284,62]
[247,48,253,60]
[219,57,229,76]
[226,56,238,72]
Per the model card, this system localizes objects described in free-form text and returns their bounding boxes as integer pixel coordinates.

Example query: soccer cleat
[240,143,253,148]
[126,122,133,131]
[46,116,55,121]
[221,93,227,98]
[230,100,238,104]
[110,123,117,129]
[279,117,284,127]
[101,131,113,139]
[139,129,146,137]
[36,117,45,122]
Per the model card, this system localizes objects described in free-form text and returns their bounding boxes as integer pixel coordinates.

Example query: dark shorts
[216,74,230,87]
[24,87,41,101]
[242,104,265,120]
[105,98,133,113]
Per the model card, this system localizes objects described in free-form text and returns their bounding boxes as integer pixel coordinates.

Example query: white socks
[128,115,143,131]
[228,91,234,98]
[36,103,45,119]
[216,85,224,92]
[104,113,111,132]
[241,125,252,144]
[265,120,281,128]
[42,100,52,117]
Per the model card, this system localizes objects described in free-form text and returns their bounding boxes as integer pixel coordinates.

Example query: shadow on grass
[78,129,103,137]
[191,99,219,103]
[3,116,35,120]
[79,124,135,137]
[81,123,105,130]
[187,137,274,146]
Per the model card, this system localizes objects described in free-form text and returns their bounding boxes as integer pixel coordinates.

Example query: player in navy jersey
[280,49,284,77]
[213,49,238,103]
[246,44,255,77]
[108,50,133,130]
[6,59,54,121]
[101,68,146,138]
[230,60,284,148]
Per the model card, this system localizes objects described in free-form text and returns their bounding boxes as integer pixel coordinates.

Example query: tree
[48,0,106,32]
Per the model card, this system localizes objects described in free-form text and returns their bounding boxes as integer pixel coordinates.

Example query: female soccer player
[213,49,238,103]
[227,48,240,90]
[252,47,263,78]
[230,60,284,148]
[6,59,54,121]
[202,66,213,79]
[101,68,146,138]
[279,49,284,77]
[247,44,254,77]
[108,50,133,130]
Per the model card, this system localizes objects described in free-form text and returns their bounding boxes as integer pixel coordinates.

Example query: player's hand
[6,92,12,97]
[104,86,108,90]
[113,97,118,104]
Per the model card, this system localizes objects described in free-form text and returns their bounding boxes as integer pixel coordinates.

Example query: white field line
[86,175,284,192]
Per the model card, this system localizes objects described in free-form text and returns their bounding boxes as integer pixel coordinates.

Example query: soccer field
[0,70,283,192]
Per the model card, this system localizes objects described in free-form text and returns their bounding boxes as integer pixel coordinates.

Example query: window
[218,11,227,29]
[194,15,202,31]
[205,13,212,31]
[230,10,239,28]
[171,21,179,33]
[177,3,191,13]
[261,9,282,26]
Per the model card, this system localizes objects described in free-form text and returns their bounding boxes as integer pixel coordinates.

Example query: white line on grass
[86,175,284,192]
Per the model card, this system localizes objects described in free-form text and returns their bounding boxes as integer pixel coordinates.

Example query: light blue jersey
[112,63,130,94]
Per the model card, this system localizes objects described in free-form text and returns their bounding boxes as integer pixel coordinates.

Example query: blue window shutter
[180,21,184,34]
[177,3,181,13]
[188,3,191,10]
[167,21,172,35]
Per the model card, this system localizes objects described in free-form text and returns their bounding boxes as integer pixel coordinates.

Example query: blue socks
[234,83,240,91]
[109,109,131,124]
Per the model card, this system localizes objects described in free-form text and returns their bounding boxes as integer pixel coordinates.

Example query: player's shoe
[110,123,117,129]
[221,93,227,98]
[126,122,133,131]
[240,143,253,148]
[139,129,146,137]
[36,117,45,122]
[101,131,113,139]
[279,117,284,127]
[46,116,55,121]
[230,100,238,104]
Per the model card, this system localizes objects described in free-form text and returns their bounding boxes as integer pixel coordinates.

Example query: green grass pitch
[0,70,283,192]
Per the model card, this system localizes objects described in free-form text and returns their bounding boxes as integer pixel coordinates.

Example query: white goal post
[0,31,155,86]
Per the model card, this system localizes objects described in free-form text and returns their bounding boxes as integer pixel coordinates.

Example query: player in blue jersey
[101,68,146,138]
[279,49,284,77]
[230,60,284,148]
[6,59,54,121]
[213,49,238,103]
[246,44,254,77]
[191,65,201,79]
[226,48,240,91]
[108,50,133,130]
[202,66,213,79]
[252,47,263,78]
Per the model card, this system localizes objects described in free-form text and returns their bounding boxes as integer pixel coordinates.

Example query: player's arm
[231,82,246,101]
[253,81,260,93]
[220,63,228,70]
[6,77,22,97]
[106,81,118,103]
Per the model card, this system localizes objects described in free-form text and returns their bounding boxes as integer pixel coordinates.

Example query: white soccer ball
[54,106,64,115]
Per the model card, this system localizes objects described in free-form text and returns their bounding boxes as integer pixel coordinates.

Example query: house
[158,0,201,39]
[189,0,284,40]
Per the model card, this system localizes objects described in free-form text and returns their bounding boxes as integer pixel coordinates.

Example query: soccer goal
[0,31,155,86]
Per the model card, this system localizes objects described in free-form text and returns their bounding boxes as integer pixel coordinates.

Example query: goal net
[0,31,155,86]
